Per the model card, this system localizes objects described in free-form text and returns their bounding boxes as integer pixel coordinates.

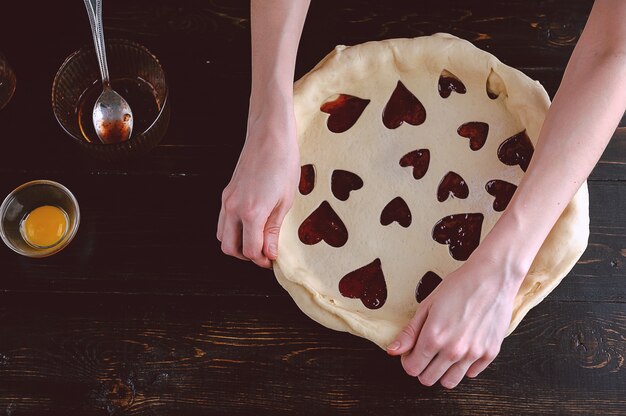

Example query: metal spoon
[83,0,133,144]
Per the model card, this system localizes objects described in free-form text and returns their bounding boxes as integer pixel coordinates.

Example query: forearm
[219,1,310,266]
[476,0,626,285]
[249,0,310,118]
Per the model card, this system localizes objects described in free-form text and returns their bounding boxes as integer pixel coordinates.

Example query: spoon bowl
[93,85,133,143]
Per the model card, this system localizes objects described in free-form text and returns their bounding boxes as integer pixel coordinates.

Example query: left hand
[386,253,526,389]
[217,99,300,268]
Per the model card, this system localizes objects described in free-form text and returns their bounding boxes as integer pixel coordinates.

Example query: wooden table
[1,1,624,414]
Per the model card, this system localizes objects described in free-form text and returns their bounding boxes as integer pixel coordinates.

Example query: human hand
[217,100,300,268]
[386,254,526,389]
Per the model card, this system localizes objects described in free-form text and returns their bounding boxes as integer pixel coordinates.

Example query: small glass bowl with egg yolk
[0,180,80,257]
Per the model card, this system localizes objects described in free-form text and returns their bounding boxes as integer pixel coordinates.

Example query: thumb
[387,307,428,356]
[263,206,288,261]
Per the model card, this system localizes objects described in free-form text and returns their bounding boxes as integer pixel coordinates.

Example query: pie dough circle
[274,34,589,349]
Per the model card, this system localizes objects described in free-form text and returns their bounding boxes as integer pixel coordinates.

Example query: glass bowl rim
[0,180,81,258]
[51,38,169,148]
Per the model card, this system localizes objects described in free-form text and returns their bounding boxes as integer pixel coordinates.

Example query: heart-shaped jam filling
[382,81,427,129]
[438,71,466,98]
[486,179,517,212]
[339,258,387,309]
[298,201,348,248]
[457,121,489,151]
[299,164,316,195]
[497,130,534,172]
[380,197,412,228]
[331,170,364,201]
[415,271,443,303]
[320,94,370,133]
[437,171,469,202]
[399,149,430,180]
[432,213,484,261]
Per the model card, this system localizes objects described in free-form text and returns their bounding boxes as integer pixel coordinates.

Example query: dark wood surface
[1,1,625,415]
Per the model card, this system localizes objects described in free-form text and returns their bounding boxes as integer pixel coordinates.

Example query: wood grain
[0,0,624,415]
[0,294,624,416]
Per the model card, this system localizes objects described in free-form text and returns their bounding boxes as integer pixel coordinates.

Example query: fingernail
[268,243,278,257]
[387,341,401,351]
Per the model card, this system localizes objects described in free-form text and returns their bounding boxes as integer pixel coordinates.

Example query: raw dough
[274,34,589,349]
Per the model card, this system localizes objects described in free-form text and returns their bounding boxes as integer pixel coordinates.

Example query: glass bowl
[0,51,16,110]
[0,180,80,258]
[52,39,170,162]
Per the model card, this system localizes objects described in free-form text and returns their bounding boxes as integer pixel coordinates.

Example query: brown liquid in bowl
[77,77,160,143]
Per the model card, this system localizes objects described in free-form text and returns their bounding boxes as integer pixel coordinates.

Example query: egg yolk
[21,205,68,248]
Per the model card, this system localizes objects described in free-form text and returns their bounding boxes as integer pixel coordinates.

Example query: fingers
[263,204,289,261]
[437,347,499,388]
[406,341,474,388]
[439,359,474,389]
[387,306,428,356]
[402,339,499,387]
[414,352,459,387]
[220,197,284,268]
[466,346,499,378]
[220,216,248,261]
[397,313,440,375]
[216,204,225,242]
[242,212,272,268]
[220,188,271,267]
[402,338,438,380]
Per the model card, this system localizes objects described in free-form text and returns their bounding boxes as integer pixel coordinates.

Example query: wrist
[244,94,298,150]
[468,209,539,291]
[467,249,529,297]
[248,82,294,126]
[250,76,293,106]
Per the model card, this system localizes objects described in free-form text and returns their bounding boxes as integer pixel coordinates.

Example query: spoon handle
[83,0,110,85]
